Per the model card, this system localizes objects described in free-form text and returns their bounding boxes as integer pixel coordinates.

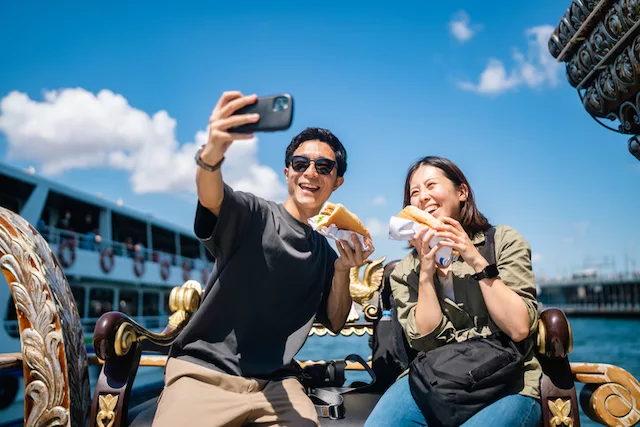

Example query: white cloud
[449,11,478,42]
[371,196,387,206]
[532,253,542,263]
[459,25,562,95]
[365,219,386,238]
[571,220,589,234]
[0,88,286,200]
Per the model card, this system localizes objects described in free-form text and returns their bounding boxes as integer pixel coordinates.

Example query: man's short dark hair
[285,128,347,177]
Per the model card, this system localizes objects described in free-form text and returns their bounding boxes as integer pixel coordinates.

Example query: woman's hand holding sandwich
[410,227,442,279]
[433,218,488,273]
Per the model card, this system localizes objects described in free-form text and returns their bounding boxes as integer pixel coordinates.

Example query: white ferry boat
[0,162,213,425]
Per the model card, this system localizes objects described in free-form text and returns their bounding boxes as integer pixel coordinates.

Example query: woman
[365,156,542,427]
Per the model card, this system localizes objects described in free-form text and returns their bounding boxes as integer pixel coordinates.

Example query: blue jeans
[364,375,541,427]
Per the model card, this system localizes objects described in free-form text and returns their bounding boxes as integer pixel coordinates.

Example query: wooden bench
[1,206,640,426]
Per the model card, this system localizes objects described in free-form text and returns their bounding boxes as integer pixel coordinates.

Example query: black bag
[370,304,417,390]
[297,354,376,420]
[408,334,524,427]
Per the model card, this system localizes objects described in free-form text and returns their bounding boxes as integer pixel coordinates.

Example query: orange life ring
[160,259,171,281]
[133,255,145,277]
[201,268,209,284]
[182,260,193,282]
[57,239,76,268]
[100,248,115,273]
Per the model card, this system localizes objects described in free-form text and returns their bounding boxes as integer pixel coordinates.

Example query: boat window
[143,292,159,316]
[180,234,200,260]
[119,290,139,317]
[112,213,148,258]
[0,172,36,214]
[151,225,177,263]
[70,286,86,318]
[89,288,114,318]
[44,191,101,234]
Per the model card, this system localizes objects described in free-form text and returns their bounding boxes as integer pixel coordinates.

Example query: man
[153,91,374,427]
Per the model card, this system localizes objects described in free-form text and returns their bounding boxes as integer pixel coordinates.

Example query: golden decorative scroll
[548,398,574,427]
[0,207,91,426]
[114,322,137,357]
[571,362,640,426]
[96,394,118,427]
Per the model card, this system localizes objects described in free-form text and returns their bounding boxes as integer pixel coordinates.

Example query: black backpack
[369,262,417,391]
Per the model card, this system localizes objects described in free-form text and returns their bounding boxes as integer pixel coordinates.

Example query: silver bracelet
[195,145,225,172]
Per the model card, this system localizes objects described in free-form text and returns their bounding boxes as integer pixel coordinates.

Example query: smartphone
[229,94,294,133]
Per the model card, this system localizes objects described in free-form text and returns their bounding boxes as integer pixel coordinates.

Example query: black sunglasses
[290,155,337,175]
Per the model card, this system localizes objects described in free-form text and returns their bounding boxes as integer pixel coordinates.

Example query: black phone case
[229,94,294,133]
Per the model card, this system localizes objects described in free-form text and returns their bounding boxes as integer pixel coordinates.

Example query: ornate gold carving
[97,394,118,427]
[362,304,379,322]
[347,257,386,321]
[571,362,640,426]
[549,398,574,427]
[114,321,138,357]
[349,256,386,306]
[168,310,187,329]
[169,280,202,313]
[0,207,91,426]
[166,280,202,330]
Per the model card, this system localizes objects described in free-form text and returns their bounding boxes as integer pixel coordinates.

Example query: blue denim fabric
[364,375,541,427]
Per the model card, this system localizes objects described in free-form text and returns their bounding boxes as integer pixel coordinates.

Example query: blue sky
[1,0,639,279]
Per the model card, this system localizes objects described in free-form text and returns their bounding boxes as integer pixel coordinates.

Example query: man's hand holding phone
[199,91,260,166]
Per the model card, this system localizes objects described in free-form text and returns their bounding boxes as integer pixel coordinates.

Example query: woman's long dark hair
[403,156,491,237]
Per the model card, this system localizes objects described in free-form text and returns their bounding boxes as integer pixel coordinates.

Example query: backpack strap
[457,227,501,333]
[476,226,496,266]
[307,354,376,420]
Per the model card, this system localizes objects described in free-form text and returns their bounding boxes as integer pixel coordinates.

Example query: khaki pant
[152,358,319,427]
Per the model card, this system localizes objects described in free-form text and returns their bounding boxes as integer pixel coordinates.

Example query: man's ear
[333,176,344,191]
[458,183,469,202]
[284,167,290,182]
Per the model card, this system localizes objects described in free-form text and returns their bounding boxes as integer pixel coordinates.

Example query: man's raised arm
[196,91,260,216]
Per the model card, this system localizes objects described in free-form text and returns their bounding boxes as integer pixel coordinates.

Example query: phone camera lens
[629,136,640,161]
[273,97,289,112]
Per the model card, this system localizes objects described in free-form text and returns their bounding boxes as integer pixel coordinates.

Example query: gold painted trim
[309,326,373,337]
[114,322,138,357]
[537,318,546,355]
[97,394,118,427]
[548,398,573,427]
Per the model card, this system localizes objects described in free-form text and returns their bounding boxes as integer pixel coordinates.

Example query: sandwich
[312,202,371,239]
[397,205,442,229]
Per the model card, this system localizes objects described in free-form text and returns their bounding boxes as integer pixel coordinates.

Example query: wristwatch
[471,264,499,281]
[195,145,225,172]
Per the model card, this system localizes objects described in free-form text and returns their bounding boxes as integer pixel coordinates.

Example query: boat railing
[37,224,212,270]
[80,315,169,335]
[5,316,171,339]
[538,272,640,286]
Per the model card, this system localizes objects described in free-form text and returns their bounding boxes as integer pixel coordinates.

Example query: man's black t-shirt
[169,184,338,378]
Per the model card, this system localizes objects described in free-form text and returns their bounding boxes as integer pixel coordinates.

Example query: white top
[439,269,455,302]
